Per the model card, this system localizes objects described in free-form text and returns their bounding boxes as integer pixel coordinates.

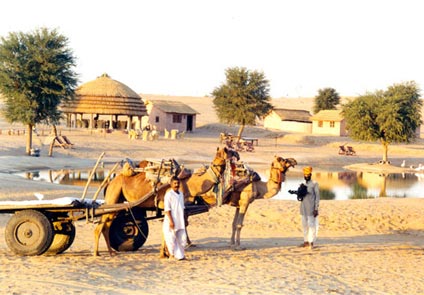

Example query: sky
[1,0,423,98]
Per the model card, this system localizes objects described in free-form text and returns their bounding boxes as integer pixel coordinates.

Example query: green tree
[342,81,422,163]
[212,67,273,139]
[0,28,77,155]
[313,87,340,114]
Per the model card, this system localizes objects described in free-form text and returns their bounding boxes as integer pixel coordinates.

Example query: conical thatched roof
[61,74,147,116]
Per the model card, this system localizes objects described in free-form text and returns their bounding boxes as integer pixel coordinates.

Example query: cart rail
[0,182,209,221]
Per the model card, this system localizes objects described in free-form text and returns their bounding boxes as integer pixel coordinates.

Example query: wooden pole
[81,152,105,200]
[92,162,120,202]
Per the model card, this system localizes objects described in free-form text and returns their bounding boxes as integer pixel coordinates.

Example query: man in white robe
[163,176,187,260]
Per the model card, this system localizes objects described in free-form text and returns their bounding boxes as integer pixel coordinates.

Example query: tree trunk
[236,123,245,143]
[52,125,58,137]
[379,174,387,197]
[48,125,58,157]
[26,124,33,155]
[381,140,389,164]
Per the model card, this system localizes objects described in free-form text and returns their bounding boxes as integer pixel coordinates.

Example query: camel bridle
[210,158,226,181]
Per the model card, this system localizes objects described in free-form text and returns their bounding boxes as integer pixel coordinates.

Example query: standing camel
[93,147,238,256]
[225,156,297,249]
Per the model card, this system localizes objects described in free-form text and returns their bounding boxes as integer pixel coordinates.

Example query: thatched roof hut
[61,74,147,130]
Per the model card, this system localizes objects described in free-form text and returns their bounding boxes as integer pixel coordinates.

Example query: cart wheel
[45,221,76,255]
[109,208,149,252]
[5,210,54,256]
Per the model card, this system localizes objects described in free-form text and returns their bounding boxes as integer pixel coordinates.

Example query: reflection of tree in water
[320,188,335,200]
[350,183,370,199]
[338,171,357,184]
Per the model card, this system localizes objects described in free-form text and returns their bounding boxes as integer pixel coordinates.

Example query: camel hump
[121,161,136,177]
[177,167,192,180]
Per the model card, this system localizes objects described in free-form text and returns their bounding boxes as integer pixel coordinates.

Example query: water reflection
[15,169,424,200]
[277,171,424,200]
[20,169,113,187]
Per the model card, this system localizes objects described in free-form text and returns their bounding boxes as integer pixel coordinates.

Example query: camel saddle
[221,172,261,206]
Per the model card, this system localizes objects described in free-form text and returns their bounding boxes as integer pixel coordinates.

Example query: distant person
[163,176,187,260]
[299,166,320,249]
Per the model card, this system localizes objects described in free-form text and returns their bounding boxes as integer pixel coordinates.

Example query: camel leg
[103,212,119,256]
[235,211,247,249]
[93,221,104,256]
[159,231,169,259]
[102,217,117,256]
[159,236,168,258]
[234,198,250,249]
[186,233,192,246]
[93,213,117,256]
[184,214,193,247]
[230,208,240,246]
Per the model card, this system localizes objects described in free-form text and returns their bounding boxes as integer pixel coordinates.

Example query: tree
[212,67,273,139]
[342,81,422,163]
[313,87,340,114]
[0,28,77,155]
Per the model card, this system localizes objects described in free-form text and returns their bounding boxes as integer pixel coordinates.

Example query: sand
[0,96,424,294]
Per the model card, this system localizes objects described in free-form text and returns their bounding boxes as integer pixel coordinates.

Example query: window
[172,114,182,123]
[155,116,159,123]
[318,121,323,127]
[330,121,335,128]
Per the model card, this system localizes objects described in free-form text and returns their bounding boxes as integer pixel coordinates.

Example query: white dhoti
[163,227,187,260]
[301,215,319,244]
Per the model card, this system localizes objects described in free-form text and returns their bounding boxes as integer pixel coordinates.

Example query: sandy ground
[1,96,424,294]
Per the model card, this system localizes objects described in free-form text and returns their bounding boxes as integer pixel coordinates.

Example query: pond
[16,169,112,187]
[15,169,424,200]
[278,171,424,200]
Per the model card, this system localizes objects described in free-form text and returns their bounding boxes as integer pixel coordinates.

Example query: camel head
[270,156,297,183]
[220,146,240,161]
[212,147,240,175]
[283,157,297,170]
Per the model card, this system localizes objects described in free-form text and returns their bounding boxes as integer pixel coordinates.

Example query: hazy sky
[1,0,423,98]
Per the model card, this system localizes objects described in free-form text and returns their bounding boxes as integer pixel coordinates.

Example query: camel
[93,159,174,256]
[93,147,238,256]
[224,156,297,249]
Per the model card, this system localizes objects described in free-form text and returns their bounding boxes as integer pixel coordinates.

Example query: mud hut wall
[281,121,312,133]
[190,115,196,132]
[312,119,346,136]
[264,112,311,133]
[144,107,192,132]
[163,113,188,132]
[263,112,282,129]
[146,107,166,131]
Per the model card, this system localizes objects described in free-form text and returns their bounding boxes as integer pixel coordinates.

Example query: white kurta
[163,189,187,259]
[163,189,186,230]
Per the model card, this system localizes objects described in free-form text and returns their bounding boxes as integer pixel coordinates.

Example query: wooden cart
[0,194,209,256]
